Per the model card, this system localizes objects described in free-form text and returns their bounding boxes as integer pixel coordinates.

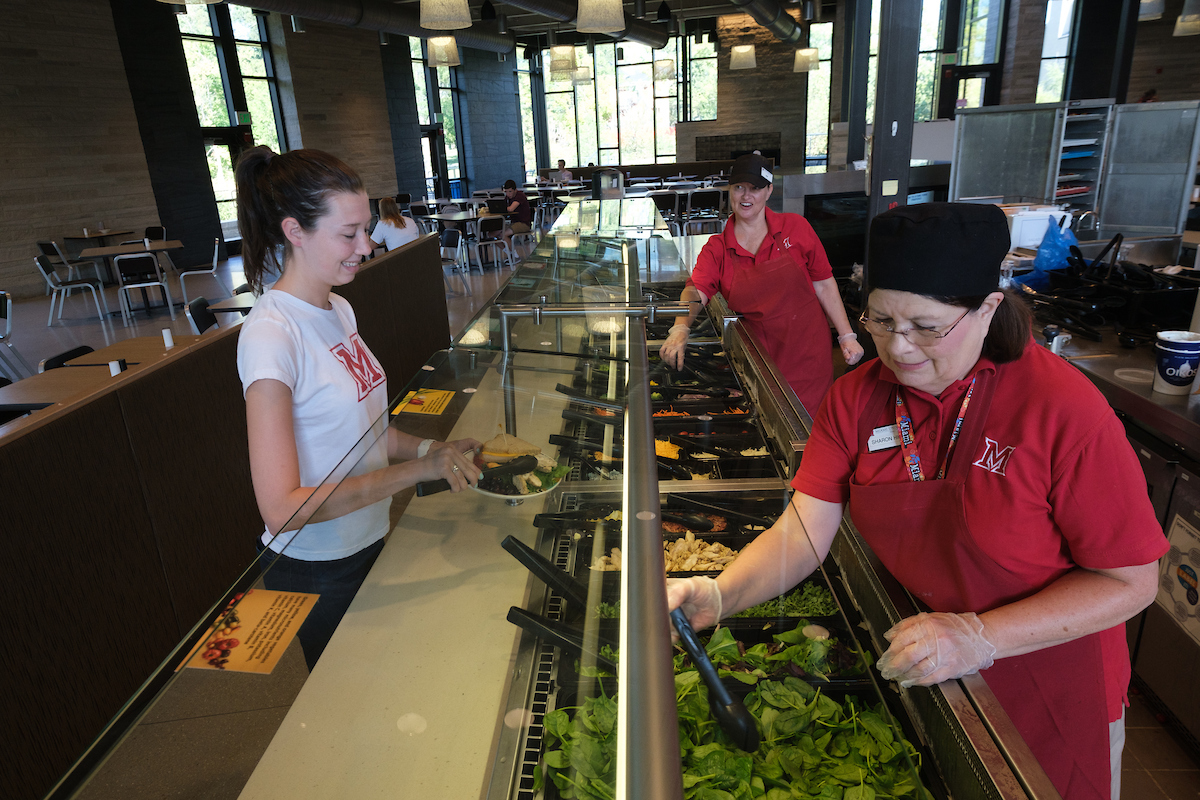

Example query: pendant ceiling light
[428,35,462,67]
[498,13,508,33]
[730,43,756,69]
[572,62,593,84]
[578,0,626,33]
[421,0,472,30]
[290,15,306,33]
[667,14,679,35]
[793,47,819,72]
[1174,0,1200,34]
[653,58,675,80]
[1139,0,1164,19]
[549,44,578,74]
[634,0,646,18]
[802,0,817,21]
[547,27,558,46]
[656,0,672,22]
[480,0,497,20]
[379,30,390,45]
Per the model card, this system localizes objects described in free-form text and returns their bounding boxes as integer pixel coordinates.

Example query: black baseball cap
[867,203,1009,298]
[729,153,773,189]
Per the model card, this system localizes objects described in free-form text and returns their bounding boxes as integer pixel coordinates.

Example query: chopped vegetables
[732,582,839,618]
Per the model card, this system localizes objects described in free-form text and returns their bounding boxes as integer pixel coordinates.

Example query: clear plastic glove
[665,576,723,638]
[659,325,690,371]
[841,339,865,366]
[876,611,996,688]
[420,441,481,491]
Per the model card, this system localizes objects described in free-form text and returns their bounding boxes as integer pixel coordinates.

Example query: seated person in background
[370,197,421,251]
[501,179,532,253]
[557,159,573,181]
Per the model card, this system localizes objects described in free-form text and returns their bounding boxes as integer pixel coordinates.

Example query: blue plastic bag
[1016,216,1077,291]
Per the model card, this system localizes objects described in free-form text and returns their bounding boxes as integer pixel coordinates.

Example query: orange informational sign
[393,388,455,416]
[183,588,317,674]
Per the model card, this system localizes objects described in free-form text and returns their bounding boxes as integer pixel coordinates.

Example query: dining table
[80,239,185,315]
[208,294,257,315]
[62,230,136,281]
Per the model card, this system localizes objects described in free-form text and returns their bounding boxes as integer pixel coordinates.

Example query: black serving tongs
[554,383,626,413]
[501,535,591,609]
[507,607,620,672]
[670,609,760,752]
[415,454,537,497]
[666,493,776,529]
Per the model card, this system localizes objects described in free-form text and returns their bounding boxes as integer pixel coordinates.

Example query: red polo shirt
[686,208,832,303]
[793,339,1168,721]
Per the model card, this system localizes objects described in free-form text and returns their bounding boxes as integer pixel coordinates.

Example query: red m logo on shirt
[330,334,385,401]
[973,437,1016,476]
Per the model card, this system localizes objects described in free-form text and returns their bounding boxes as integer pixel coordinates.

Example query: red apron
[725,241,833,417]
[848,372,1111,800]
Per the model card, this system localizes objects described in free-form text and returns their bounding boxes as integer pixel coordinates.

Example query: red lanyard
[895,377,976,482]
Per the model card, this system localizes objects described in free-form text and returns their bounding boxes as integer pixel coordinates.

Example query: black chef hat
[867,203,1009,297]
[729,153,773,189]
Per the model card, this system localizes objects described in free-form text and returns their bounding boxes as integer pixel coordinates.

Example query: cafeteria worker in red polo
[659,152,864,415]
[669,203,1167,800]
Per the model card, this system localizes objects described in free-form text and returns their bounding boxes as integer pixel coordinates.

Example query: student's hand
[421,442,481,491]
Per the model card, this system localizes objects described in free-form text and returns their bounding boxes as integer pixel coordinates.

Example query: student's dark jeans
[256,538,385,671]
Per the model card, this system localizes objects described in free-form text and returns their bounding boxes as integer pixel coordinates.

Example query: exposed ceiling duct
[229,0,517,52]
[726,0,804,44]
[501,0,671,47]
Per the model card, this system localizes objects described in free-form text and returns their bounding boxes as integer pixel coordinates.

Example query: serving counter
[54,199,1059,800]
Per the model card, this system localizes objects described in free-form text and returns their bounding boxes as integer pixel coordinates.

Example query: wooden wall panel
[116,328,261,633]
[0,394,180,800]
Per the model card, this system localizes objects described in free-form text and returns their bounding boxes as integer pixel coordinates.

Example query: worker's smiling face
[729,182,771,223]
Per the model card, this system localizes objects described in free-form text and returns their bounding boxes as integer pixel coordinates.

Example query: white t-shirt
[237,290,390,561]
[371,218,420,251]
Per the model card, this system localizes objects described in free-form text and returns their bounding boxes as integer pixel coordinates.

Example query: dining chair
[178,238,229,306]
[650,192,682,236]
[39,345,94,373]
[472,217,513,271]
[0,291,34,380]
[114,252,175,324]
[232,282,253,295]
[34,255,111,326]
[684,189,724,234]
[439,229,471,296]
[36,241,103,286]
[185,297,219,335]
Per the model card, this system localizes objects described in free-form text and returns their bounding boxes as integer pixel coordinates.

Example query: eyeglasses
[858,308,971,343]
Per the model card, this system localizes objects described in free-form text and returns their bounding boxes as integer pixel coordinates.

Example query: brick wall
[676,12,810,169]
[0,0,160,298]
[459,47,525,193]
[277,20,398,199]
[380,38,429,200]
[1128,0,1200,103]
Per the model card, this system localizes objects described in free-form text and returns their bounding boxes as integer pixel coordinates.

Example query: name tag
[868,424,900,452]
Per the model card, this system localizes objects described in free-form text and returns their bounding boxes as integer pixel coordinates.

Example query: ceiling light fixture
[667,14,678,35]
[379,30,390,45]
[547,27,558,46]
[290,15,306,33]
[654,58,674,80]
[549,44,577,74]
[421,0,472,30]
[427,35,462,66]
[656,0,671,22]
[634,0,646,18]
[578,0,626,33]
[730,43,756,69]
[497,13,508,33]
[481,0,496,20]
[1174,0,1200,33]
[1138,0,1164,19]
[802,0,816,21]
[793,47,819,71]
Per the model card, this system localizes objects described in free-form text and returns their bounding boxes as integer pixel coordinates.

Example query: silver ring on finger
[451,464,460,473]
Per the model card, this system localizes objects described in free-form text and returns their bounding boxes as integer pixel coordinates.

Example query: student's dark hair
[503,179,517,190]
[918,288,1032,363]
[378,197,409,228]
[235,147,364,293]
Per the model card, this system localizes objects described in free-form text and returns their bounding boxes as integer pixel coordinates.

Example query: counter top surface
[239,349,595,799]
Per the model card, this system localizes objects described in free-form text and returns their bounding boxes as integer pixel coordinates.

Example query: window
[409,38,431,126]
[1036,0,1075,102]
[805,22,834,171]
[957,0,1007,109]
[177,6,285,227]
[915,0,946,122]
[516,58,539,182]
[684,35,716,122]
[436,65,463,194]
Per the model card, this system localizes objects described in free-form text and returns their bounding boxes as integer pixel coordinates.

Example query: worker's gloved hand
[876,612,997,688]
[659,325,690,370]
[841,338,865,366]
[666,576,723,639]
